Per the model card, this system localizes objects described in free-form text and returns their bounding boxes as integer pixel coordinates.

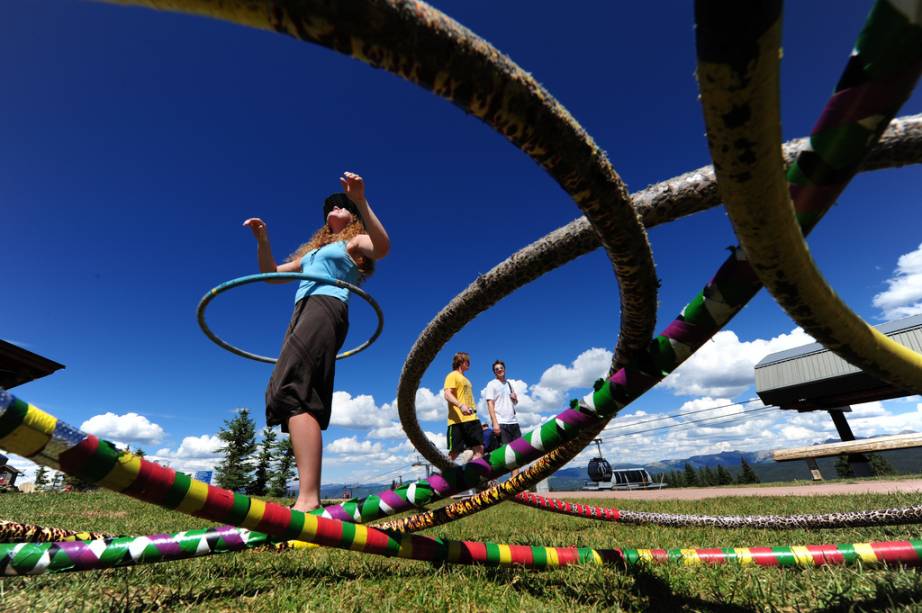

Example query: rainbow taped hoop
[197,272,383,362]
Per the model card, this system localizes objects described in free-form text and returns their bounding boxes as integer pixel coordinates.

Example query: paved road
[549,479,922,500]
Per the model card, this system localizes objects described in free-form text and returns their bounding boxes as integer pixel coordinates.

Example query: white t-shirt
[485,378,518,424]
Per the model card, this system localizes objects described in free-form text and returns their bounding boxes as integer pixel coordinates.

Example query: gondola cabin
[583,466,666,491]
[587,457,613,482]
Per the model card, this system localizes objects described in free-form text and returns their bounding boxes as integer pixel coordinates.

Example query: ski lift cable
[596,405,776,443]
[362,462,416,485]
[599,396,762,432]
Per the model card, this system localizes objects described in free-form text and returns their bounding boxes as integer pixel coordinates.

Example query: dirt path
[549,479,922,500]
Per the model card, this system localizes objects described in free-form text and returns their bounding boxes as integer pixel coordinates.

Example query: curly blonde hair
[287,219,375,276]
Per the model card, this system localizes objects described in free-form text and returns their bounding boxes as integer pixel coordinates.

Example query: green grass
[1,490,921,611]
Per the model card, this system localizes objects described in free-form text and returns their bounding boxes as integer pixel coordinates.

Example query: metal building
[754,314,922,478]
[755,314,922,411]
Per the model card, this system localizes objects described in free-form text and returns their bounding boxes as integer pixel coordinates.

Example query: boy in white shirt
[484,359,522,477]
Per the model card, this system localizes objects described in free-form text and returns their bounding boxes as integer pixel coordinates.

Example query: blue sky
[3,1,920,485]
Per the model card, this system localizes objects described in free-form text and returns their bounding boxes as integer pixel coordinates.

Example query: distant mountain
[320,482,389,500]
[546,445,922,490]
[315,437,922,496]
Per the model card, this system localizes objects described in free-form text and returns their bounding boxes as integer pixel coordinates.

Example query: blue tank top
[293,240,362,304]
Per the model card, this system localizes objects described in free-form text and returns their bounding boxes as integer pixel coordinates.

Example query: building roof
[0,340,65,389]
[755,314,922,368]
[754,314,922,410]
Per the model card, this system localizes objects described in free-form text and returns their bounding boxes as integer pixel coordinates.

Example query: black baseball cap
[323,193,361,224]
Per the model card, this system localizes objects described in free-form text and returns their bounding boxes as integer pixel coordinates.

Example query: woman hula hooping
[243,171,390,512]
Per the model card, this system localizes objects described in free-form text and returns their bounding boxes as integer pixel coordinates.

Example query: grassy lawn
[0,489,920,611]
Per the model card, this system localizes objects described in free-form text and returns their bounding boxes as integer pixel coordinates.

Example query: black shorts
[265,295,349,432]
[499,422,522,444]
[447,420,483,454]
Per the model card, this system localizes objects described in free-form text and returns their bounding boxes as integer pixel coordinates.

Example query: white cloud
[330,388,443,430]
[528,348,612,411]
[424,430,447,451]
[326,436,383,454]
[145,434,224,476]
[850,403,922,434]
[155,434,223,459]
[388,431,447,453]
[330,391,395,428]
[80,412,165,445]
[779,425,815,440]
[322,435,407,476]
[661,328,814,397]
[367,423,407,439]
[873,242,922,320]
[411,387,444,422]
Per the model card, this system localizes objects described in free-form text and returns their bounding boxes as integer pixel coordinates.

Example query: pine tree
[269,436,296,497]
[716,465,734,485]
[672,470,684,487]
[834,455,852,478]
[249,427,277,496]
[34,466,49,490]
[683,463,698,486]
[869,454,895,476]
[738,458,760,484]
[215,408,257,492]
[700,465,717,486]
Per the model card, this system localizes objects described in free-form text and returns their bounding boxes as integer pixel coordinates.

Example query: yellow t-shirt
[444,370,477,425]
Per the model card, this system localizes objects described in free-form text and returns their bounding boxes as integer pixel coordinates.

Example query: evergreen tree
[34,466,49,490]
[215,408,257,492]
[834,455,853,478]
[50,472,65,490]
[269,436,296,497]
[716,465,734,485]
[700,465,717,486]
[683,463,698,486]
[869,454,895,476]
[672,470,684,487]
[249,427,277,496]
[737,458,760,484]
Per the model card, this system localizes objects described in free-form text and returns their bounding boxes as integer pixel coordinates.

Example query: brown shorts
[265,295,348,432]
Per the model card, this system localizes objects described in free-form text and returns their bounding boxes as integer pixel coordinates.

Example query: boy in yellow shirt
[443,351,484,463]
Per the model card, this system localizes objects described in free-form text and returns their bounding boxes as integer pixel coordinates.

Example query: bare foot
[291,500,321,513]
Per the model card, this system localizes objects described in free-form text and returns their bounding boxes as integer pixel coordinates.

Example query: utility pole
[412,455,432,479]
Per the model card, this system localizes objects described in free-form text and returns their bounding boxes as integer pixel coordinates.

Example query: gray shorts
[499,422,522,444]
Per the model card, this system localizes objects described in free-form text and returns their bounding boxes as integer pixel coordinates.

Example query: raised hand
[340,171,366,204]
[243,217,268,241]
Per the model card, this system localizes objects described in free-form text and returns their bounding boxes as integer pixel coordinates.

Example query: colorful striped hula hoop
[196,272,384,362]
[6,0,921,578]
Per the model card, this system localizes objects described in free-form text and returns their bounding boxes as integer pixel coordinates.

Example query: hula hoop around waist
[197,272,383,363]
